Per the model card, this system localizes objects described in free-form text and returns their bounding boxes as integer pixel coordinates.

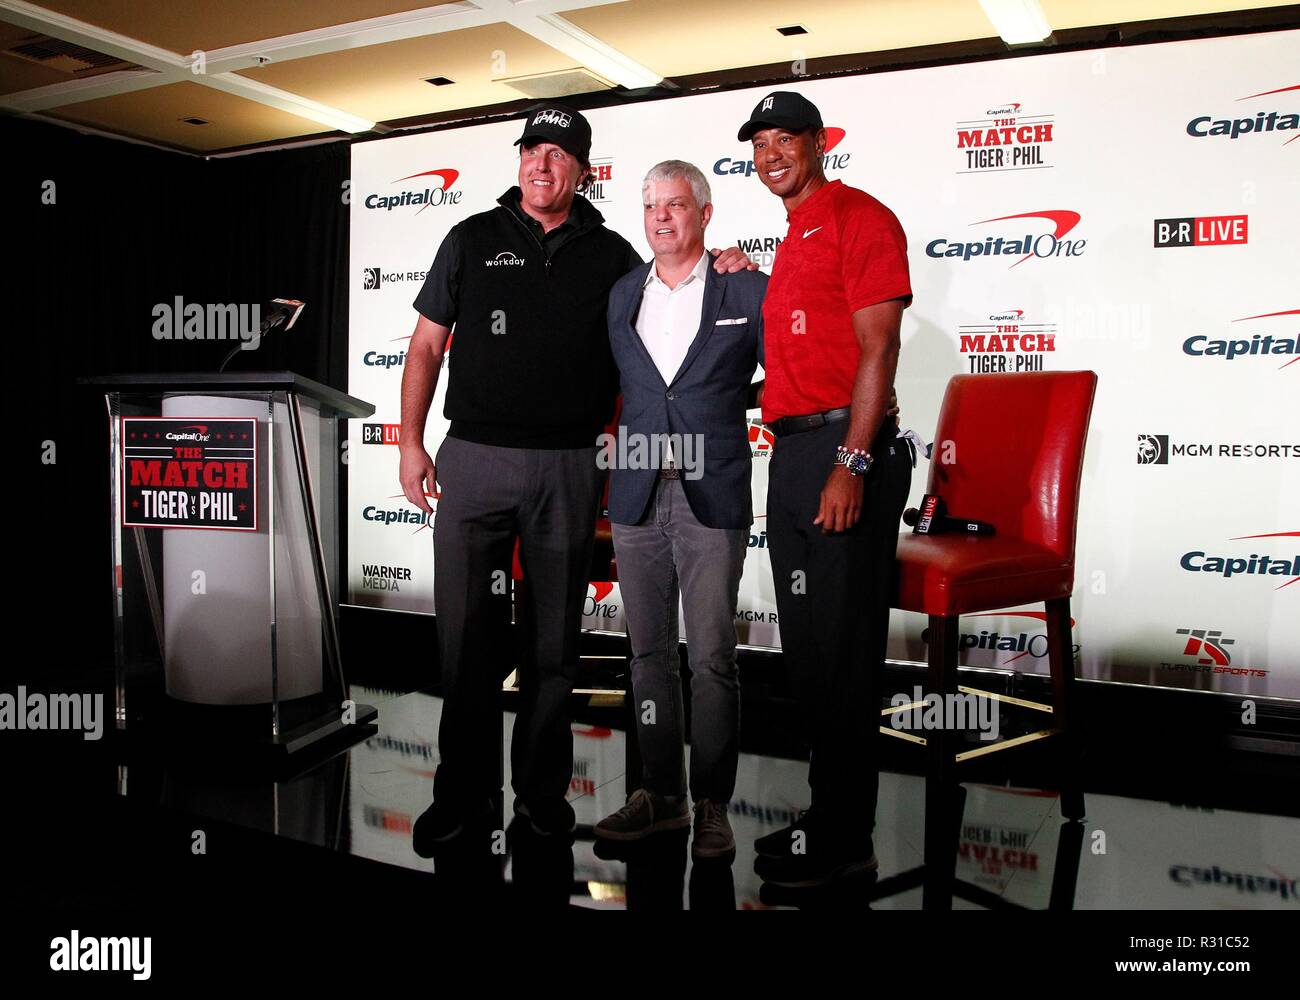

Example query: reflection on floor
[154,684,1294,911]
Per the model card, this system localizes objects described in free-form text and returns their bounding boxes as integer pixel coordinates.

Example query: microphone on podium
[903,494,996,536]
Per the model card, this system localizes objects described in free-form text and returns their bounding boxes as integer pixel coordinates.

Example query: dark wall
[3,117,351,680]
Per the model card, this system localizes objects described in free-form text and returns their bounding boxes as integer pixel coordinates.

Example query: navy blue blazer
[606,261,767,530]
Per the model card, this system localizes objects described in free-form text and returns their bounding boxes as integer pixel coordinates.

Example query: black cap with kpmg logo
[514,103,592,162]
[736,91,823,142]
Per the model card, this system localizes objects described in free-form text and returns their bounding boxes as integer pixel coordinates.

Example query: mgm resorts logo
[363,267,428,289]
[1138,433,1297,464]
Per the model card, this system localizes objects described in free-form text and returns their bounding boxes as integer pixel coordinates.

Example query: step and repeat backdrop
[349,30,1299,700]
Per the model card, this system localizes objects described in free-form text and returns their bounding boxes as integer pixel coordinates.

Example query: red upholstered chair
[883,370,1097,909]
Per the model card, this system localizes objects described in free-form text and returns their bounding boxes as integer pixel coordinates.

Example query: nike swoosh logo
[802,227,822,239]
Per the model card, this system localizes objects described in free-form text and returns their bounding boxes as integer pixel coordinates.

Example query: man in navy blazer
[593,160,766,860]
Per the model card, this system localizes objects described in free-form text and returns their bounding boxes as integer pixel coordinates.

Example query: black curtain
[3,117,351,680]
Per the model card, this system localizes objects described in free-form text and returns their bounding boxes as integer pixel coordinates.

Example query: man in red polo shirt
[740,91,915,886]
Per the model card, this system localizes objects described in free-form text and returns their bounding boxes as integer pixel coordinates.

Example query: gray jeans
[612,479,748,803]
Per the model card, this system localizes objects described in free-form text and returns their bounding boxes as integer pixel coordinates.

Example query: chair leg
[923,614,961,909]
[1048,820,1086,911]
[1046,596,1085,821]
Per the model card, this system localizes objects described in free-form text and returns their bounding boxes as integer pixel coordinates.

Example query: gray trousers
[612,479,748,803]
[431,435,602,809]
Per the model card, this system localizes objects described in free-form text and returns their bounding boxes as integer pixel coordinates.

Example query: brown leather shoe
[594,788,690,841]
[692,799,736,859]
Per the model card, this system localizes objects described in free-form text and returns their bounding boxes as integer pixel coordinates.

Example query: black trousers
[766,420,912,836]
[430,435,602,810]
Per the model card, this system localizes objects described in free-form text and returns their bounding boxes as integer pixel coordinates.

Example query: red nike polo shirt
[761,179,912,424]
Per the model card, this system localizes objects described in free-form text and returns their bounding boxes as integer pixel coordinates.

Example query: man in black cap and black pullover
[400,104,751,844]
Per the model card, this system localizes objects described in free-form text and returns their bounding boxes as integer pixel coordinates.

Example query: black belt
[766,407,851,438]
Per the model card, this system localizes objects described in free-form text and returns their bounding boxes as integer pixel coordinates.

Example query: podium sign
[83,372,375,752]
[121,417,259,530]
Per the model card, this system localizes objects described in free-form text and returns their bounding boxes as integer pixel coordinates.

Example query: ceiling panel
[566,0,1300,77]
[236,22,592,125]
[33,0,459,53]
[564,0,996,77]
[44,79,331,149]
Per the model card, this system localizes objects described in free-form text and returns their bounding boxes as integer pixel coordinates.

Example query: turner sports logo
[1183,308,1298,369]
[1186,84,1299,146]
[1137,433,1297,463]
[955,102,1056,173]
[958,309,1057,373]
[364,168,463,213]
[924,611,1080,666]
[584,582,619,621]
[714,127,850,177]
[363,267,428,289]
[1153,215,1247,248]
[1180,531,1298,590]
[1161,628,1268,679]
[748,417,775,458]
[1176,628,1234,666]
[925,210,1085,268]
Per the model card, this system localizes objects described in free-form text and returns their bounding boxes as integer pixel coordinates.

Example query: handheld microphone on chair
[903,494,996,536]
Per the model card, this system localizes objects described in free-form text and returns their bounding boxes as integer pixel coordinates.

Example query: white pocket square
[715,317,748,326]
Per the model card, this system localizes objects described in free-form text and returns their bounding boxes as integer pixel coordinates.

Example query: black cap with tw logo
[514,104,592,162]
[736,91,823,142]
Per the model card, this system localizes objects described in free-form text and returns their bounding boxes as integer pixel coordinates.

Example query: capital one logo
[584,582,618,619]
[1175,627,1234,666]
[364,168,462,214]
[925,210,1085,268]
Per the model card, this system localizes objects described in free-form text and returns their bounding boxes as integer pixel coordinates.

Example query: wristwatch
[835,445,873,477]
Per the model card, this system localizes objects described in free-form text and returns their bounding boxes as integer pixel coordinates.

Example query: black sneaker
[412,796,491,856]
[514,797,577,837]
[753,837,878,888]
[754,807,813,858]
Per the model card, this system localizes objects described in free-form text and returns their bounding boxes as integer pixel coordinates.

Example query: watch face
[847,454,871,475]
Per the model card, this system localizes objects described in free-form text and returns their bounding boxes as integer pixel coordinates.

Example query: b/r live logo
[1154,215,1248,248]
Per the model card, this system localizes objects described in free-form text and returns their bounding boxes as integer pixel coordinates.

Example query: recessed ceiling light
[424,76,455,86]
[978,0,1052,45]
[180,116,210,125]
[776,25,808,37]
